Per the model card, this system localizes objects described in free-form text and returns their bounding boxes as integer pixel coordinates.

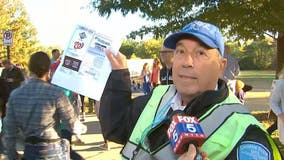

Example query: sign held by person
[51,25,121,101]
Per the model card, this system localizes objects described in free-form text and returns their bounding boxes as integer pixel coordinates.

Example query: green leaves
[91,0,284,75]
[0,0,39,64]
[91,0,284,41]
[119,39,163,59]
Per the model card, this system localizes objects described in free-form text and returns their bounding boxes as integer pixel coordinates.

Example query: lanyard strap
[153,96,174,124]
[139,96,174,145]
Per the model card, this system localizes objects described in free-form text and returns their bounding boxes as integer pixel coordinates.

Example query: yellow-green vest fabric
[121,85,281,160]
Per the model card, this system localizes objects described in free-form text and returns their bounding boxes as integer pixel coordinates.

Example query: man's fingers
[200,151,209,160]
[105,49,116,63]
[197,147,209,160]
[178,144,197,160]
[116,52,127,68]
[105,49,127,70]
[187,144,197,158]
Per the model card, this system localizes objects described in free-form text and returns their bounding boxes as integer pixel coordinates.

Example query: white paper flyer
[51,25,121,101]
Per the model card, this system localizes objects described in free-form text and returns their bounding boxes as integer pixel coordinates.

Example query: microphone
[167,113,206,154]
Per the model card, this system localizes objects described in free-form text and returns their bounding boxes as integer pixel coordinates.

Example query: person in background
[50,57,61,79]
[100,20,282,159]
[50,49,61,65]
[267,80,278,135]
[0,60,25,97]
[95,101,110,150]
[0,77,8,119]
[140,62,151,95]
[49,55,86,159]
[59,89,85,160]
[15,63,28,83]
[159,45,174,85]
[0,77,8,157]
[4,51,77,160]
[269,66,284,144]
[222,45,240,93]
[70,93,86,145]
[78,95,96,121]
[150,58,161,87]
[235,80,245,104]
[0,60,25,127]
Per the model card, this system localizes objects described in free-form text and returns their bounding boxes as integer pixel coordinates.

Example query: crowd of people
[0,20,282,160]
[0,49,107,159]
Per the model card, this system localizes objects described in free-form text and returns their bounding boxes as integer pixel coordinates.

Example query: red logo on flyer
[74,41,84,49]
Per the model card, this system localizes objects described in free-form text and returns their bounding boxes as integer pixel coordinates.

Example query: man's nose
[182,53,194,67]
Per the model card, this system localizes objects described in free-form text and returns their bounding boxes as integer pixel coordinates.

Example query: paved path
[74,114,123,160]
[74,91,144,159]
[245,91,270,111]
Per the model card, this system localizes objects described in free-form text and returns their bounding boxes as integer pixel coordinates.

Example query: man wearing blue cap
[100,20,282,159]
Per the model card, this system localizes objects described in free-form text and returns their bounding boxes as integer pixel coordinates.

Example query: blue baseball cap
[164,20,224,56]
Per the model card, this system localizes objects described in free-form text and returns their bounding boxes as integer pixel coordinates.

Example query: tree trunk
[276,34,284,78]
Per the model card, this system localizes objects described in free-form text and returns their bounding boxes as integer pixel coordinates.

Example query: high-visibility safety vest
[121,85,281,160]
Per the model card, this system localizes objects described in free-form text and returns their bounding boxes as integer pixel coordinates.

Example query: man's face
[160,47,174,67]
[172,39,227,102]
[53,51,60,59]
[3,62,10,69]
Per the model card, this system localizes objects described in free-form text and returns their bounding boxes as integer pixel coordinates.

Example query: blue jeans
[143,82,151,95]
[23,139,70,160]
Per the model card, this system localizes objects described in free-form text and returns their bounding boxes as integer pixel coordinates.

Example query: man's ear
[44,71,51,82]
[219,58,227,78]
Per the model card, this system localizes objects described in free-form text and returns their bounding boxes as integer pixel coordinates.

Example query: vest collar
[184,79,229,117]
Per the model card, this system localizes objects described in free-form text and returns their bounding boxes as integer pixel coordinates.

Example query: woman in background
[150,58,161,88]
[140,63,151,95]
[235,80,245,104]
[270,66,284,144]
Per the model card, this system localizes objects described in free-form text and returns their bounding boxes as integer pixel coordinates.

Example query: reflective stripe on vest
[199,103,250,138]
[121,86,281,160]
[266,134,282,160]
[121,85,175,159]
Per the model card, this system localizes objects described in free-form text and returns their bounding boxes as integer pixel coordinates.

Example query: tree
[119,39,162,59]
[134,39,162,58]
[91,0,284,75]
[0,0,39,64]
[232,41,276,70]
[120,40,139,58]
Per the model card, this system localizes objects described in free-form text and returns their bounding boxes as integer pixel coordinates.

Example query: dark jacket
[0,66,24,95]
[100,69,281,159]
[159,66,173,85]
[100,69,150,144]
[0,78,8,118]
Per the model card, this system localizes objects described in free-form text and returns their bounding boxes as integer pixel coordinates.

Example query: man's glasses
[160,50,174,54]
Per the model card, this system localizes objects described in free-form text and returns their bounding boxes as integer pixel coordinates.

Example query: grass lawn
[238,70,275,91]
[238,70,276,79]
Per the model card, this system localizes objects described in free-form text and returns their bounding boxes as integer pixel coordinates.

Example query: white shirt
[169,84,218,112]
[270,79,284,115]
[170,93,186,111]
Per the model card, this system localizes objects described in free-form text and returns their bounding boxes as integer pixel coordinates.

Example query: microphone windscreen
[167,114,206,154]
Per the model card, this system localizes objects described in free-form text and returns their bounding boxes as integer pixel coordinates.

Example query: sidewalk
[74,113,123,160]
[73,90,144,160]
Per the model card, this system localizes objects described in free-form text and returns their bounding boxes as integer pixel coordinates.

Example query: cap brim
[164,31,218,50]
